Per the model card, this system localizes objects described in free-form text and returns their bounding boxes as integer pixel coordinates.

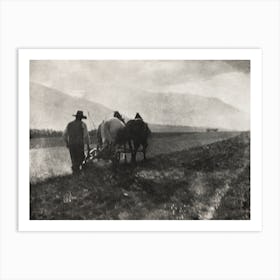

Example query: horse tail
[103,120,113,146]
[97,124,102,147]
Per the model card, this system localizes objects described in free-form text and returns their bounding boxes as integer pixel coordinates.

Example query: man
[135,112,143,120]
[63,110,90,174]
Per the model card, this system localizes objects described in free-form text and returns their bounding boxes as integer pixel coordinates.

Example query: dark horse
[126,113,151,163]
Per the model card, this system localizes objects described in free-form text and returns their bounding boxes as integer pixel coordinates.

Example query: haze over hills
[30,83,113,131]
[30,82,249,132]
[105,90,249,130]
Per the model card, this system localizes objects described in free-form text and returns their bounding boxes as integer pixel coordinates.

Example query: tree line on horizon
[30,129,97,139]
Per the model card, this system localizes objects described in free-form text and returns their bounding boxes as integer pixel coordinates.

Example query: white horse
[97,117,127,162]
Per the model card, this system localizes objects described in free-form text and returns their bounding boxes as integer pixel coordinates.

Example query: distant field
[30,146,72,183]
[146,131,241,156]
[30,131,241,183]
[30,131,239,149]
[30,134,98,149]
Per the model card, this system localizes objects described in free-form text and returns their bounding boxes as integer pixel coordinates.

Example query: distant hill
[107,91,249,131]
[30,83,114,131]
[30,83,209,132]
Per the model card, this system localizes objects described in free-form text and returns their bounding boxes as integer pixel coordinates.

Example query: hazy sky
[30,60,250,113]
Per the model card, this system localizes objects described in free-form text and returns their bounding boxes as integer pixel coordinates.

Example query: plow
[83,144,129,166]
[83,143,147,166]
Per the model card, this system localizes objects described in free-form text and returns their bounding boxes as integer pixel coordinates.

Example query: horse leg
[131,151,136,164]
[132,142,140,163]
[143,147,146,161]
[128,140,135,163]
[124,142,127,163]
[143,142,148,161]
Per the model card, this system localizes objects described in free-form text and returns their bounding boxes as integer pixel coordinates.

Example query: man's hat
[73,110,87,119]
[135,112,143,119]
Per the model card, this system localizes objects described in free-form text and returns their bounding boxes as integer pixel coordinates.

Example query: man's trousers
[69,144,85,174]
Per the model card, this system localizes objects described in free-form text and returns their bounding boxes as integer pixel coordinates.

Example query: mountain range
[30,82,249,132]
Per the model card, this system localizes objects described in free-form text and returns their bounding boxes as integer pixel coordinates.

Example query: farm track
[30,132,250,220]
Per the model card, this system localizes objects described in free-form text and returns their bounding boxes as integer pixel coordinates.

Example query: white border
[18,49,262,231]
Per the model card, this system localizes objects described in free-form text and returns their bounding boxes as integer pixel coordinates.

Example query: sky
[30,60,250,113]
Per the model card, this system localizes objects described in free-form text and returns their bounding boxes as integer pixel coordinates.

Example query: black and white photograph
[27,53,252,222]
[2,1,278,279]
